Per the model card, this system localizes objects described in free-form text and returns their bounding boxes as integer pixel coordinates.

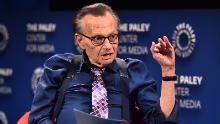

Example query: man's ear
[75,33,85,50]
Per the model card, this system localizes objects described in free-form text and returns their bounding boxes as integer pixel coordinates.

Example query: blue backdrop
[0,2,220,124]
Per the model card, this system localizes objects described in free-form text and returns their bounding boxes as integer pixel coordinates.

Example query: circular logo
[0,24,9,52]
[0,111,8,124]
[172,22,196,58]
[31,67,44,94]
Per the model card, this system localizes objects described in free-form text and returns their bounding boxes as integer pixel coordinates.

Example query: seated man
[29,3,179,124]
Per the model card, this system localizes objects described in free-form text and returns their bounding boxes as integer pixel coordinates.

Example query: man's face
[75,12,118,67]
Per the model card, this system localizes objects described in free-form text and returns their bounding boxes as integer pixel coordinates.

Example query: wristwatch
[162,75,177,81]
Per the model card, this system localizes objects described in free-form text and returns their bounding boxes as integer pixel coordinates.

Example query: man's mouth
[102,53,113,57]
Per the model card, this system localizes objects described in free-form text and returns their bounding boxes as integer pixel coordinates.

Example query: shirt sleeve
[126,58,179,124]
[29,53,74,124]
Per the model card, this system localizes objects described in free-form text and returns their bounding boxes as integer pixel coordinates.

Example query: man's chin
[100,59,114,66]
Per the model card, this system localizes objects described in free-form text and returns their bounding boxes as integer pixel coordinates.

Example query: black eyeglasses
[78,32,118,46]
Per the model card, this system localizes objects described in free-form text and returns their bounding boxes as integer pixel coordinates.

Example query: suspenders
[52,56,130,122]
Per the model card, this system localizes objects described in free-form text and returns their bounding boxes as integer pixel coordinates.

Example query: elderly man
[29,3,178,124]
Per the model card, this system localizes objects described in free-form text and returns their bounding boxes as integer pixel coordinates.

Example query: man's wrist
[161,65,175,77]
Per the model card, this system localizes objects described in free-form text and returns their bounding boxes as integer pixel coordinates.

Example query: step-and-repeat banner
[0,10,220,124]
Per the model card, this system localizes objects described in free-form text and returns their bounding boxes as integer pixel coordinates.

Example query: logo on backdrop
[0,111,8,124]
[117,23,150,56]
[0,68,13,95]
[26,23,56,54]
[172,22,196,58]
[0,24,9,52]
[175,75,203,110]
[31,67,44,94]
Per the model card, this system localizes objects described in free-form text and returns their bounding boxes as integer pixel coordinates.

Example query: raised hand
[150,36,175,68]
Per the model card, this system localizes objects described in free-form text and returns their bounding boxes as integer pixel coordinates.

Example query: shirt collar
[79,51,118,73]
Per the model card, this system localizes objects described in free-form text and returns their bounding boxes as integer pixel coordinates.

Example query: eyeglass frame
[77,32,119,46]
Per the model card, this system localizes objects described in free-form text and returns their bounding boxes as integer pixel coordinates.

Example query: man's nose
[102,38,112,49]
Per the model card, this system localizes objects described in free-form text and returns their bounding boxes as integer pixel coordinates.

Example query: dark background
[49,0,220,10]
